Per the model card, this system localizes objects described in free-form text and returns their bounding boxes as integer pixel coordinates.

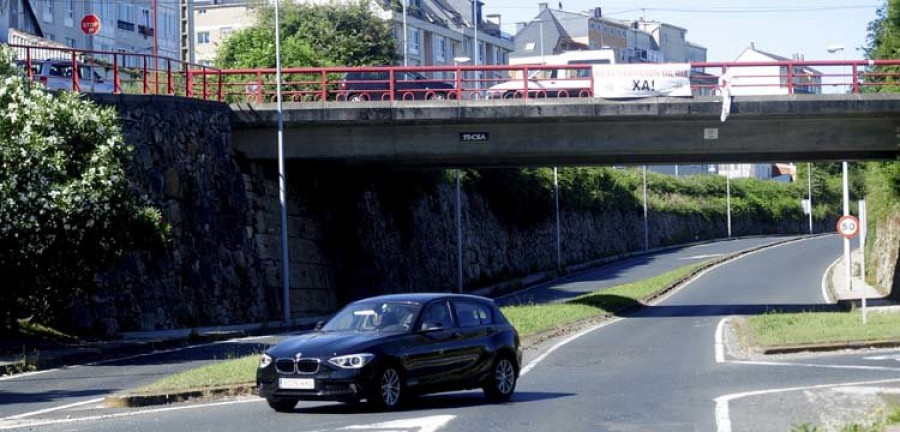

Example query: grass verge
[741,309,900,349]
[792,403,900,432]
[133,354,259,394]
[501,261,708,337]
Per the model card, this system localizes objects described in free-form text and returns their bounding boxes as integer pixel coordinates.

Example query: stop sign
[81,14,101,35]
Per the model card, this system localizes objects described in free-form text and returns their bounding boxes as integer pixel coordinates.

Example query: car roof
[350,292,493,305]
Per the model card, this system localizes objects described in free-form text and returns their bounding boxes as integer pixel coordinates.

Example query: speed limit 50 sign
[836,215,860,239]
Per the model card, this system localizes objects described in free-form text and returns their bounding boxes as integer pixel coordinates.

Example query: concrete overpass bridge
[229,93,900,166]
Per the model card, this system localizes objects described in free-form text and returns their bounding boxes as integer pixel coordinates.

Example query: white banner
[592,63,692,98]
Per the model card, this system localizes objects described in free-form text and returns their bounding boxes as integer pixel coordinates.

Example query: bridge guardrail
[5,43,223,100]
[6,42,900,104]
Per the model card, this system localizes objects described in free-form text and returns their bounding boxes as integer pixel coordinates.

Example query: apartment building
[192,0,256,66]
[1,0,179,64]
[727,43,823,96]
[190,0,513,71]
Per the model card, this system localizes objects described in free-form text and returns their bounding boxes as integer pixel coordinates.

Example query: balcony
[117,20,135,31]
[138,25,154,37]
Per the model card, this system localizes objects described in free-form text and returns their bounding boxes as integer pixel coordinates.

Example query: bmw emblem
[294,352,302,360]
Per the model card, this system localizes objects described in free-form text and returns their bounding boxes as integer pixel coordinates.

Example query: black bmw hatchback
[257,293,521,412]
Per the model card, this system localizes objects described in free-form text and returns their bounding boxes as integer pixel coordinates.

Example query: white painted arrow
[337,415,456,432]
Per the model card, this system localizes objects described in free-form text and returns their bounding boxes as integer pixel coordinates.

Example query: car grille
[297,359,319,374]
[275,358,320,374]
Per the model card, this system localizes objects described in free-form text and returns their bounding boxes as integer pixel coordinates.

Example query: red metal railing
[7,43,222,101]
[8,43,900,103]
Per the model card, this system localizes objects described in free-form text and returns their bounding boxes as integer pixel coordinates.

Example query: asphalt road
[5,234,897,431]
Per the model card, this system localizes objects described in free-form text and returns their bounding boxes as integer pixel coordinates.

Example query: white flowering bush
[0,46,167,334]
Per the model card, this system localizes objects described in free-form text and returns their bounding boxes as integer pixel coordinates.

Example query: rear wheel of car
[483,355,517,402]
[369,365,405,410]
[348,93,367,102]
[266,396,299,412]
[426,91,446,101]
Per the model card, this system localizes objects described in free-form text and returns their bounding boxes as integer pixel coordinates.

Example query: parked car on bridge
[15,59,113,93]
[257,293,521,411]
[338,70,455,101]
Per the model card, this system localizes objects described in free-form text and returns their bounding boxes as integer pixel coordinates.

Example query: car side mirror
[419,322,444,333]
[314,320,325,331]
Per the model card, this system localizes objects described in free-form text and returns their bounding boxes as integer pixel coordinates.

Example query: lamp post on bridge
[274,0,291,322]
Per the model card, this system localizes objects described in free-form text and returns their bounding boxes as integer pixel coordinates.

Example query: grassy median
[133,354,259,394]
[740,309,900,349]
[131,261,709,394]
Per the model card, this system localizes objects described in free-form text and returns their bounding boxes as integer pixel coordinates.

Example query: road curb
[760,339,900,355]
[105,384,257,408]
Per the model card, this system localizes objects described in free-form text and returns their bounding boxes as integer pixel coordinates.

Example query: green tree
[216,1,399,69]
[0,47,167,334]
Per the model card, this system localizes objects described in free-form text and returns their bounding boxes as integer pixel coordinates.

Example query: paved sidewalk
[830,247,891,307]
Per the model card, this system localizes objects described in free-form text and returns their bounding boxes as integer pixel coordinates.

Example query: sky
[482,0,882,62]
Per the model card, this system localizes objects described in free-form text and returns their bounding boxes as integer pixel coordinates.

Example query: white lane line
[0,369,56,382]
[0,397,263,430]
[715,318,728,363]
[1,398,105,420]
[822,255,841,304]
[679,254,724,260]
[714,378,900,432]
[863,354,900,361]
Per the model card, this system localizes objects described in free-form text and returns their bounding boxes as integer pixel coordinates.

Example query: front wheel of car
[483,355,517,402]
[369,365,405,410]
[266,396,299,412]
[427,91,446,101]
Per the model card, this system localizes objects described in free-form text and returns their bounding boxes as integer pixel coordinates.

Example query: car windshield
[321,301,420,333]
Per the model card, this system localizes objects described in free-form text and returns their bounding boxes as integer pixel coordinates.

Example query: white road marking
[520,319,620,377]
[863,354,900,361]
[680,254,724,260]
[0,369,56,382]
[715,318,728,363]
[0,397,263,430]
[337,415,456,432]
[728,359,900,372]
[1,398,105,421]
[821,255,841,304]
[714,378,900,432]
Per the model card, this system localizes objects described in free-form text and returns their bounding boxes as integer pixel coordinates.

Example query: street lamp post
[402,0,408,67]
[807,163,813,235]
[827,44,846,93]
[274,0,291,322]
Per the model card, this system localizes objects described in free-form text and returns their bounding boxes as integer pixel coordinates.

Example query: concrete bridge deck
[229,94,900,166]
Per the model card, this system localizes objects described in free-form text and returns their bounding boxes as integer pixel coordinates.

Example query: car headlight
[259,353,273,369]
[328,353,374,369]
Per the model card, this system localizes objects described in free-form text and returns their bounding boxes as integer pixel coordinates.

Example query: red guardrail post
[113,53,121,94]
[256,71,263,103]
[25,48,33,82]
[186,68,194,98]
[320,70,327,102]
[389,69,395,102]
[787,62,794,95]
[455,66,462,99]
[143,56,149,94]
[71,50,80,92]
[852,63,859,94]
[523,67,529,100]
[167,60,174,95]
[202,67,209,100]
[218,71,224,102]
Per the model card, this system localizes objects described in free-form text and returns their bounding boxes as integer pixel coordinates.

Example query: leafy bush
[0,46,167,333]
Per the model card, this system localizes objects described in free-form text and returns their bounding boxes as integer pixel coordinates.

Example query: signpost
[836,214,865,324]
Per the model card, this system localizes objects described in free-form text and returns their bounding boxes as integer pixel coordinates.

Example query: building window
[43,0,53,23]
[525,42,535,51]
[449,43,455,60]
[408,28,420,54]
[119,2,133,23]
[46,33,55,41]
[197,31,210,44]
[494,47,501,65]
[65,37,77,48]
[65,0,74,26]
[220,27,233,38]
[140,8,151,27]
[463,36,470,54]
[435,35,445,62]
[478,42,484,63]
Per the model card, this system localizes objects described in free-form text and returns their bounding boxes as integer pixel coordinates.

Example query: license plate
[279,378,315,390]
